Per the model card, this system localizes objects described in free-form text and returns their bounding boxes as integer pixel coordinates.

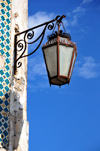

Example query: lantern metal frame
[42,24,77,86]
[14,15,66,74]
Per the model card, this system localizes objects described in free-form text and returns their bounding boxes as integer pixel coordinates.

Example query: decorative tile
[0,0,11,149]
[0,77,4,82]
[0,84,3,89]
[0,99,3,104]
[4,100,9,106]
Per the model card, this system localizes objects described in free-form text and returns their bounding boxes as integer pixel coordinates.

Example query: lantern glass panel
[59,46,74,76]
[43,45,57,77]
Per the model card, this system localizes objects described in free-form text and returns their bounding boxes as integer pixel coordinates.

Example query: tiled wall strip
[0,0,11,149]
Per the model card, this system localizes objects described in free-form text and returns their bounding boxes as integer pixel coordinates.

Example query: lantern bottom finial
[50,76,70,86]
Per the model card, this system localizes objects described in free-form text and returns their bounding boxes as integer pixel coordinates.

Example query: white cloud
[75,56,100,79]
[28,57,47,80]
[70,6,85,27]
[27,56,50,90]
[71,0,93,27]
[67,12,71,17]
[28,12,54,29]
[71,15,78,26]
[73,6,85,13]
[27,82,49,92]
[82,0,93,5]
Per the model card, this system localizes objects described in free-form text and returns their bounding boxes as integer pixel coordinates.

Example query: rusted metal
[57,24,60,77]
[68,45,77,82]
[68,47,75,79]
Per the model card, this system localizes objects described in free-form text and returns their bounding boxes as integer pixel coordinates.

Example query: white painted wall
[9,0,29,150]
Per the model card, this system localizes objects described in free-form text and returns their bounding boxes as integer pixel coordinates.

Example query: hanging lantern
[42,24,77,86]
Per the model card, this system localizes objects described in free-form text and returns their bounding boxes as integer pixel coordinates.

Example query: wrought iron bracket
[14,15,66,74]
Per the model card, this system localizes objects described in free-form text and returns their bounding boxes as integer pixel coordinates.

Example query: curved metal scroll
[14,15,66,74]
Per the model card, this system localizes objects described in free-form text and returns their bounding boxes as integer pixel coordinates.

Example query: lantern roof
[47,30,71,41]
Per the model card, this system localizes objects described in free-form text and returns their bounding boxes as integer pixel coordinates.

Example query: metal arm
[14,15,66,74]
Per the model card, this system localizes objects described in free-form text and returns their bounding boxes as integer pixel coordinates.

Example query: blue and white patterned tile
[0,0,11,149]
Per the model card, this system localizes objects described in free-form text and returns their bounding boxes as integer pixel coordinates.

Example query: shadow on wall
[9,76,26,150]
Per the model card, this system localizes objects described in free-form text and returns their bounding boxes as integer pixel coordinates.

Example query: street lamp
[14,15,77,86]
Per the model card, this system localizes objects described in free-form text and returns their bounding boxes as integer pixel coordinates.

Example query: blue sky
[27,0,100,151]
